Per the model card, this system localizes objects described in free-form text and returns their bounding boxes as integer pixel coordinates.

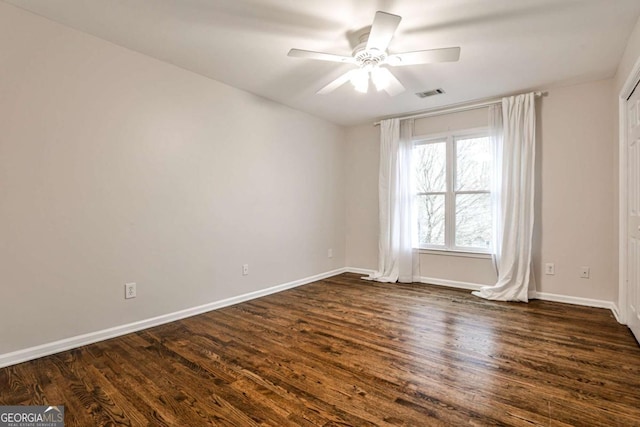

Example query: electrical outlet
[125,282,136,299]
[242,264,249,276]
[545,263,555,275]
[328,248,333,258]
[579,267,590,279]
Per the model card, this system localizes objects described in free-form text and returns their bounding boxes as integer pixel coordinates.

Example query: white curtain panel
[365,118,419,283]
[488,103,504,273]
[473,93,537,301]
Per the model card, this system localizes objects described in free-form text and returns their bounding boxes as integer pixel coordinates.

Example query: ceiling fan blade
[288,48,355,64]
[317,69,357,94]
[366,11,401,52]
[387,47,461,66]
[378,67,405,96]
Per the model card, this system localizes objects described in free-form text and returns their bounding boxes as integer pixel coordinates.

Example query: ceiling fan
[288,11,460,96]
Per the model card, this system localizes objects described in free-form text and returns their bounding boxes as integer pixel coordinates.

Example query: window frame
[412,127,491,254]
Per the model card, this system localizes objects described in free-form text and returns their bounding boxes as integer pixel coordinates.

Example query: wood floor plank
[1,273,639,426]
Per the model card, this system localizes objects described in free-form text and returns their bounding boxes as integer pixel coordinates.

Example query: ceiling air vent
[416,88,445,98]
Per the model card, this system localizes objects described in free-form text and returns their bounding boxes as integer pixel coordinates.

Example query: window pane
[456,137,491,191]
[416,194,445,246]
[455,193,491,249]
[414,142,446,193]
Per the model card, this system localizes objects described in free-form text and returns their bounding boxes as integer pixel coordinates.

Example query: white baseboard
[610,303,621,323]
[418,276,485,291]
[533,291,619,315]
[344,270,487,291]
[0,268,347,369]
[345,271,487,291]
[344,267,376,276]
[349,268,620,320]
[421,277,618,316]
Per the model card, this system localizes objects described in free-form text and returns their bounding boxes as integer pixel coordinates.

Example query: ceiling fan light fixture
[350,68,370,93]
[352,79,369,93]
[370,66,390,91]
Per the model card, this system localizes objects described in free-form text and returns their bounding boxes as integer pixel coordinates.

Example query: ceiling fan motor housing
[353,43,387,68]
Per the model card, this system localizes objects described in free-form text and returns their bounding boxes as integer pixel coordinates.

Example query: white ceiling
[6,0,640,126]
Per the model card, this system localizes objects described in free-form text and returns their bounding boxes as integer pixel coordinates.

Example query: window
[412,129,492,252]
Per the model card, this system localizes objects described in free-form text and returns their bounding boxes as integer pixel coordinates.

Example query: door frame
[618,55,640,325]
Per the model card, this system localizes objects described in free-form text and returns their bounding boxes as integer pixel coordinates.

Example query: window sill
[415,248,493,259]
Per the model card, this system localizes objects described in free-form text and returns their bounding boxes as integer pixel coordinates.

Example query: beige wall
[420,253,496,286]
[535,79,615,301]
[345,80,618,300]
[0,3,346,354]
[414,108,488,136]
[345,125,379,270]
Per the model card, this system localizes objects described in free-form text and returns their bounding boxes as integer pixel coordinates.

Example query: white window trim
[413,126,491,255]
[417,248,493,259]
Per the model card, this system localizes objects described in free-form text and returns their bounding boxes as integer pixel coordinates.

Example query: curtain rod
[373,91,546,126]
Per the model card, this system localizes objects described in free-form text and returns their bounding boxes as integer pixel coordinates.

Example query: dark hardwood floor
[1,273,640,426]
